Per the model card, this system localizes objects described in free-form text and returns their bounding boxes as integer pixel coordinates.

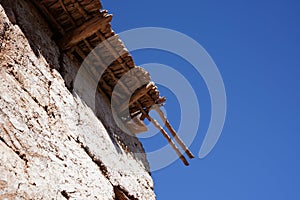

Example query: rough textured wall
[0,1,155,199]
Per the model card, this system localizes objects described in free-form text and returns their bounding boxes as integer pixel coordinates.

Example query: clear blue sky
[102,0,300,199]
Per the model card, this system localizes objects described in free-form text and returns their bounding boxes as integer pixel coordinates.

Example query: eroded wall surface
[0,1,155,199]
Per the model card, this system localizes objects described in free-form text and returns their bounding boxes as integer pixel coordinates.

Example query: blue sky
[102,0,300,199]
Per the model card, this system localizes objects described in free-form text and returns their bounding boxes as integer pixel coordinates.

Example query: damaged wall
[0,1,155,199]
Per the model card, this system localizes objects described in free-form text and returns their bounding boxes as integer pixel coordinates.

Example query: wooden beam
[59,0,76,27]
[60,14,112,50]
[78,40,133,100]
[71,0,89,20]
[31,0,65,35]
[137,103,189,166]
[154,105,195,159]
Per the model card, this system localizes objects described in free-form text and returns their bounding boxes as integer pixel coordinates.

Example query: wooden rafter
[60,15,112,50]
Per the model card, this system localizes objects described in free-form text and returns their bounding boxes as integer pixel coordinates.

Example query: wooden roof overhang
[32,0,194,165]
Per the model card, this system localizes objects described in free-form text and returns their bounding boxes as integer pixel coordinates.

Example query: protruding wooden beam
[154,105,195,159]
[60,14,112,50]
[137,104,189,166]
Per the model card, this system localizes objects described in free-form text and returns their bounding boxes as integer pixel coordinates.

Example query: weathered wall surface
[0,1,155,199]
